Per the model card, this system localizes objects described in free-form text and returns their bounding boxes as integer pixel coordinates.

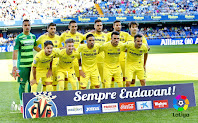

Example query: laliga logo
[25,92,57,118]
[173,95,189,111]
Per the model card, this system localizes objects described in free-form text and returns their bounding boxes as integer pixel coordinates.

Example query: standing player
[30,41,59,92]
[128,22,150,86]
[100,31,125,88]
[85,19,107,88]
[106,20,130,87]
[78,34,100,90]
[125,34,148,86]
[36,22,62,91]
[60,20,85,89]
[12,19,40,113]
[57,39,79,91]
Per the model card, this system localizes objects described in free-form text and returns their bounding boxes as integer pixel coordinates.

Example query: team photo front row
[29,32,148,92]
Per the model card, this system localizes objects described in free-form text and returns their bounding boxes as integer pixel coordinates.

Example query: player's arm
[144,46,148,71]
[30,66,37,86]
[12,37,20,79]
[46,60,53,78]
[77,47,85,78]
[12,50,19,79]
[144,53,148,71]
[30,57,39,85]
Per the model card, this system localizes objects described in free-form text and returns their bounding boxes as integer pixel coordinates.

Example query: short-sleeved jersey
[85,32,107,63]
[85,32,107,45]
[36,34,62,49]
[127,35,148,45]
[100,42,125,69]
[57,49,80,72]
[106,31,130,43]
[14,33,37,68]
[60,31,85,49]
[106,31,130,61]
[32,49,59,72]
[125,42,148,68]
[77,43,100,70]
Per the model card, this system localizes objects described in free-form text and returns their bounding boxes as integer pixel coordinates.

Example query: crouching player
[57,38,79,91]
[30,41,59,92]
[125,34,148,87]
[78,34,100,89]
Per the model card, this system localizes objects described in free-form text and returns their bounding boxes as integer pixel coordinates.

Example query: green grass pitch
[0,44,198,122]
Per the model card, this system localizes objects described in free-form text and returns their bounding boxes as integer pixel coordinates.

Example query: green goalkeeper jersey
[14,32,37,68]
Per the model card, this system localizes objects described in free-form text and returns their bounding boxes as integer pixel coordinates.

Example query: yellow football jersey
[100,42,125,69]
[32,49,59,72]
[36,34,62,49]
[57,49,80,72]
[85,32,107,63]
[60,31,85,49]
[77,43,100,70]
[106,31,130,43]
[127,35,148,44]
[125,42,148,68]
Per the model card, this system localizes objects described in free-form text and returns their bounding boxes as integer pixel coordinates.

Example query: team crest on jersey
[102,36,105,38]
[139,50,142,53]
[121,35,124,38]
[25,92,57,119]
[71,56,75,59]
[76,36,79,39]
[93,50,96,52]
[54,41,57,43]
[117,49,120,52]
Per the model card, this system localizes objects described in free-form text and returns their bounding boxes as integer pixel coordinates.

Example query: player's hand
[30,79,37,86]
[46,69,53,78]
[79,70,86,78]
[12,66,20,80]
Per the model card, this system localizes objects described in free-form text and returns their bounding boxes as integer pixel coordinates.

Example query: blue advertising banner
[1,14,198,27]
[23,83,196,119]
[147,37,198,45]
[0,45,14,52]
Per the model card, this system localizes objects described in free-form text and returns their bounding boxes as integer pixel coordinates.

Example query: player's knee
[95,85,100,89]
[81,87,86,90]
[77,77,80,81]
[126,81,131,87]
[140,80,146,86]
[131,79,135,84]
[45,82,53,85]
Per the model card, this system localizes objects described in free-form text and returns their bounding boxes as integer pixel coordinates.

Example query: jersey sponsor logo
[119,102,136,111]
[129,51,142,56]
[153,100,169,109]
[67,105,83,115]
[24,92,57,118]
[136,101,152,110]
[84,104,101,114]
[102,103,118,112]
